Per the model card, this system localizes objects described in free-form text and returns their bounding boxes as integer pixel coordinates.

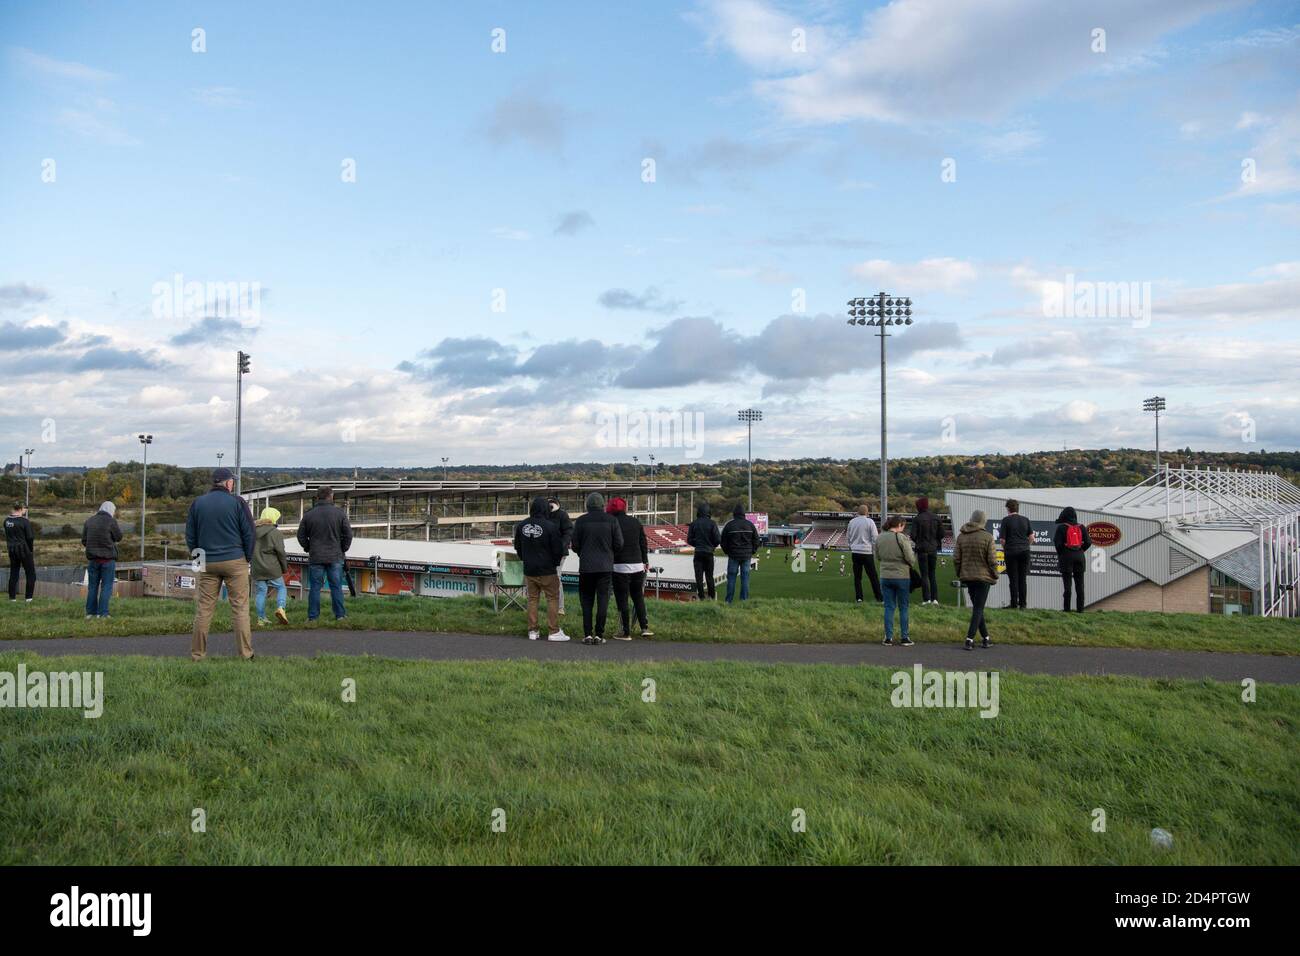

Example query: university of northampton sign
[1087,521,1122,547]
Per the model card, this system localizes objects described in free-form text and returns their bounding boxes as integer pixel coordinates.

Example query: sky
[0,0,1297,470]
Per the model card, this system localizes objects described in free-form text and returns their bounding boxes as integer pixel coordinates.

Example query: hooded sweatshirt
[252,508,289,581]
[908,497,942,554]
[721,506,760,561]
[1053,506,1092,553]
[954,517,998,584]
[607,498,649,570]
[687,503,721,554]
[512,496,565,576]
[4,512,34,556]
[82,503,124,561]
[570,492,623,573]
[547,499,574,554]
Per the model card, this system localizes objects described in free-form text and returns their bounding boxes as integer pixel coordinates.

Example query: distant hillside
[10,448,1293,525]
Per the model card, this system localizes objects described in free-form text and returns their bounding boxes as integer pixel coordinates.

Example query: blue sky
[1,0,1297,469]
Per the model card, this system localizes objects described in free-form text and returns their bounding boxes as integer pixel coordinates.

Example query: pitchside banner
[746,513,769,535]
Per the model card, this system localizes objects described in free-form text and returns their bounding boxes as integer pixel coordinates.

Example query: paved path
[3,630,1298,683]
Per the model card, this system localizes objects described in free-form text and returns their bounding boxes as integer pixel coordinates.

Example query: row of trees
[7,448,1295,526]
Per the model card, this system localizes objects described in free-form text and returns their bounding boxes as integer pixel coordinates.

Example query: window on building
[1210,569,1254,616]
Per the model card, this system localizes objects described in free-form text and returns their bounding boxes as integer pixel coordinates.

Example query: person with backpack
[252,506,290,627]
[547,497,574,616]
[999,499,1033,610]
[5,502,36,603]
[907,497,942,605]
[607,497,653,639]
[81,500,123,619]
[512,496,569,642]
[846,505,883,603]
[686,502,721,600]
[570,492,623,644]
[954,509,998,650]
[720,505,760,603]
[876,515,919,646]
[1053,506,1092,612]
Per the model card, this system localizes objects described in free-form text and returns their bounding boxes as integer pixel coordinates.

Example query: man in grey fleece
[846,504,883,603]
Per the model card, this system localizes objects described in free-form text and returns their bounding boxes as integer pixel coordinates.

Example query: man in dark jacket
[1053,506,1092,612]
[998,499,1033,610]
[954,509,998,650]
[82,500,123,618]
[908,496,942,605]
[512,496,568,641]
[607,497,652,639]
[186,468,257,660]
[5,502,36,602]
[686,502,721,600]
[296,486,354,622]
[570,492,623,644]
[547,497,573,616]
[720,505,760,603]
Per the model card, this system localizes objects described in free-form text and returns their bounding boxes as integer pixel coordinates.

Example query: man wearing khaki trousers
[186,467,257,661]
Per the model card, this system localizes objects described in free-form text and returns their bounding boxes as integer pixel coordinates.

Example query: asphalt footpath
[3,629,1298,683]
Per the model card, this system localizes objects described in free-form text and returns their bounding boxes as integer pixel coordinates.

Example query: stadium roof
[247,478,722,499]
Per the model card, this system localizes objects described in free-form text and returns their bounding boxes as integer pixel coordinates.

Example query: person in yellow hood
[252,506,290,626]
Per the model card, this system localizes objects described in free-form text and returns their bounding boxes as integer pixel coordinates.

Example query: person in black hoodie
[721,505,760,603]
[570,492,623,644]
[1053,506,1092,612]
[686,502,721,600]
[606,497,653,639]
[4,502,36,602]
[547,496,574,616]
[907,496,942,605]
[512,496,569,641]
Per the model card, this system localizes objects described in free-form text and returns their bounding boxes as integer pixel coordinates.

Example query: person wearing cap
[81,500,122,618]
[546,497,573,616]
[954,508,999,650]
[908,496,942,605]
[252,506,290,627]
[569,492,623,644]
[296,486,354,622]
[606,496,653,639]
[720,505,760,603]
[186,467,257,661]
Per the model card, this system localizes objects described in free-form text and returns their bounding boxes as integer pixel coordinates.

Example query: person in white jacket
[845,505,883,603]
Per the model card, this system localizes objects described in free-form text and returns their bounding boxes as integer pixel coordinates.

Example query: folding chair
[491,554,527,612]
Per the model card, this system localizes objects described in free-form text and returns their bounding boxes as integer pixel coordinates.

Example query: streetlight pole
[216,451,224,470]
[138,434,153,562]
[1143,396,1166,471]
[737,409,762,513]
[648,453,656,520]
[848,293,913,524]
[441,457,449,482]
[236,351,251,496]
[23,448,34,511]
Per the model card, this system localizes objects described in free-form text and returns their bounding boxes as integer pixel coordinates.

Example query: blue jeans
[308,562,346,620]
[86,560,115,617]
[882,577,910,641]
[255,577,287,618]
[725,557,750,603]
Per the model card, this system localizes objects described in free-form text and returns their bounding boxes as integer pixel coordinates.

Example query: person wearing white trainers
[513,496,568,643]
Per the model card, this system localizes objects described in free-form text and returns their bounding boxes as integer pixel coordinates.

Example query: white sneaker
[528,630,540,641]
[547,630,570,642]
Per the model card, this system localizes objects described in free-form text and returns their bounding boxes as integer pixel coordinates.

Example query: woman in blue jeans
[875,516,919,646]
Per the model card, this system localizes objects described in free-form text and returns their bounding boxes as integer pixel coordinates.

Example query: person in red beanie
[908,496,943,605]
[606,496,653,639]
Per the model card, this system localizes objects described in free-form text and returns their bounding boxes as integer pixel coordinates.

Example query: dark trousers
[1005,550,1030,608]
[693,552,715,599]
[917,551,938,602]
[613,570,648,634]
[7,549,35,600]
[852,552,883,602]
[579,571,612,638]
[964,581,991,640]
[1059,551,1086,611]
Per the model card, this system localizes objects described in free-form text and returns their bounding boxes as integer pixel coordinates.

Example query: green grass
[4,590,1297,656]
[1,651,1295,864]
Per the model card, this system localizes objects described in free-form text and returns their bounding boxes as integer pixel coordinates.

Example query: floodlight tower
[1143,396,1166,470]
[848,293,914,523]
[738,408,763,513]
[138,433,153,562]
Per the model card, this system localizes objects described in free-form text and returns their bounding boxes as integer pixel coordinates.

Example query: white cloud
[852,257,978,293]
